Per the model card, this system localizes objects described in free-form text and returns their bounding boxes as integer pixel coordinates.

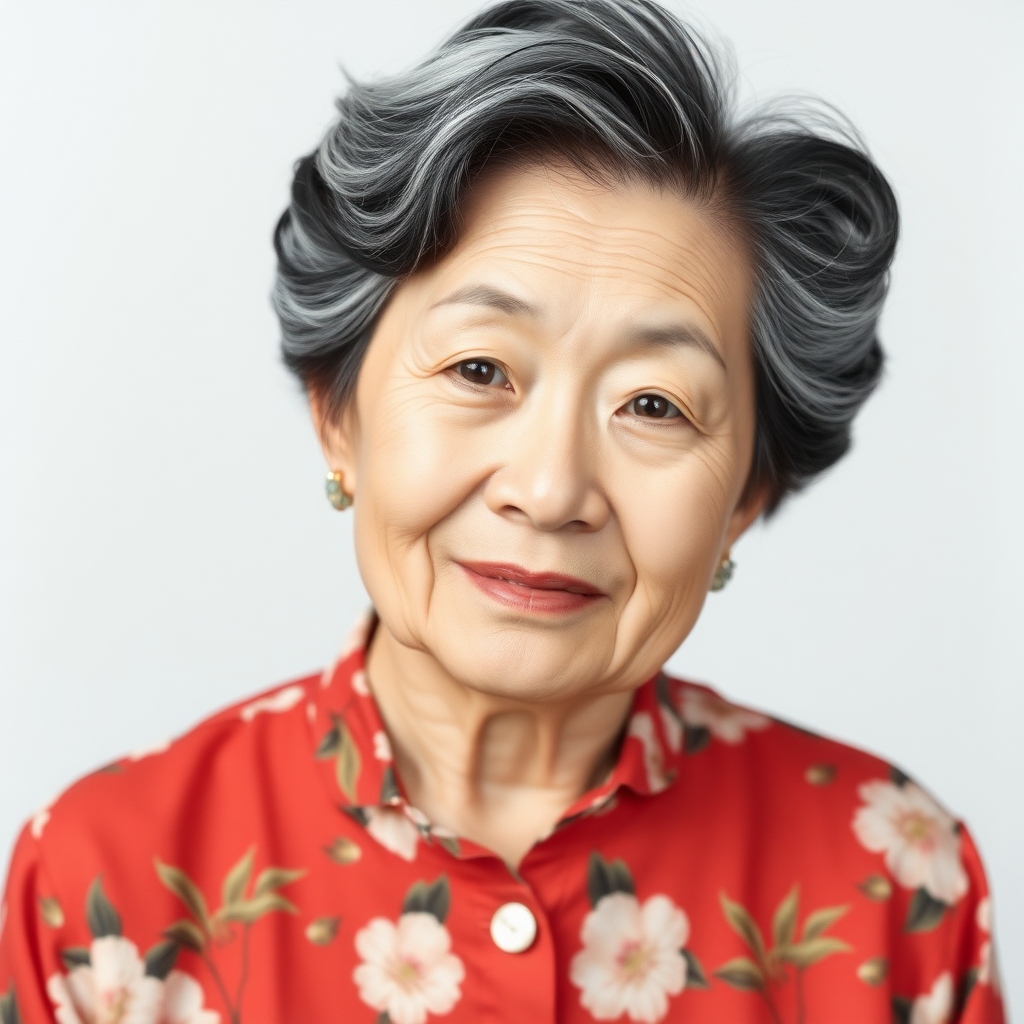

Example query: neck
[365,621,634,867]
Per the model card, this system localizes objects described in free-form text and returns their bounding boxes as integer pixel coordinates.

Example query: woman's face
[322,161,760,703]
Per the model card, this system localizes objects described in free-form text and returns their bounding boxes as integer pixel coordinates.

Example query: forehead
[431,161,752,343]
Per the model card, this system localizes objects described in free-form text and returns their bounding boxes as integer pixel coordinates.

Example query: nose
[482,391,611,532]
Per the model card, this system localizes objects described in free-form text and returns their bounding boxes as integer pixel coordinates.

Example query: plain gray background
[1,0,1021,1012]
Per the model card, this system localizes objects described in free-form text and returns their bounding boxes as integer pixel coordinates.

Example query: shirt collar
[307,613,682,853]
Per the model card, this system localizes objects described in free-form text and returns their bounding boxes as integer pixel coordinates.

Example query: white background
[1,0,1021,1012]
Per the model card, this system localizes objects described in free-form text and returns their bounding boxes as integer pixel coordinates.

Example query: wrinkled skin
[316,161,762,864]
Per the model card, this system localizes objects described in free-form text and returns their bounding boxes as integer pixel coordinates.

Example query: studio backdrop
[1,0,1021,1014]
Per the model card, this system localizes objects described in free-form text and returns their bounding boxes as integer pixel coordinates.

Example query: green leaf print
[154,846,306,1024]
[719,893,768,972]
[155,860,212,934]
[221,847,255,909]
[586,852,635,908]
[801,904,848,940]
[143,940,179,980]
[402,876,451,924]
[59,947,91,970]
[681,948,711,990]
[904,887,948,933]
[0,983,20,1024]
[716,886,852,1023]
[219,892,298,925]
[714,957,765,991]
[315,720,342,758]
[683,725,711,755]
[778,936,850,969]
[772,886,799,948]
[253,867,306,898]
[891,995,912,1024]
[85,877,122,939]
[163,919,206,953]
[316,716,362,802]
[380,766,401,805]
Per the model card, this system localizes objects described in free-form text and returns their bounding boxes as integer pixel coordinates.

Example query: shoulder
[27,673,322,877]
[659,672,894,784]
[656,672,968,887]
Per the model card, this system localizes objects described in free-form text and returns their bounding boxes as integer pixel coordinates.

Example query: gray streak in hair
[273,0,899,514]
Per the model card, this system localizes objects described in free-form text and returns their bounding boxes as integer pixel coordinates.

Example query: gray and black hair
[273,0,898,514]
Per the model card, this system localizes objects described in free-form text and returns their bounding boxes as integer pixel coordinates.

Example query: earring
[325,471,352,511]
[710,554,735,592]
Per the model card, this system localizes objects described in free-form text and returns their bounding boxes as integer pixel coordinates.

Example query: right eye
[455,360,510,387]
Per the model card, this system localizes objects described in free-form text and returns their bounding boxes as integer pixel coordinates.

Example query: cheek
[351,384,495,593]
[615,443,734,604]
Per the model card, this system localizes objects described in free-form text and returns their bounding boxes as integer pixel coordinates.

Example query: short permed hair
[273,0,898,514]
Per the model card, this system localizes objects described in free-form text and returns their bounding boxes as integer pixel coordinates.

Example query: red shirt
[0,613,1005,1023]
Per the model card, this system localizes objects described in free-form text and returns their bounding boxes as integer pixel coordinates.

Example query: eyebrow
[430,285,538,318]
[430,286,540,317]
[627,324,727,370]
[432,283,727,370]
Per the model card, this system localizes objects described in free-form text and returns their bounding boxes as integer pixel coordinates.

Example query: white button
[490,902,537,953]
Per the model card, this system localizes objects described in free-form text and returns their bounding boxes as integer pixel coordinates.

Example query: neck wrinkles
[364,619,635,866]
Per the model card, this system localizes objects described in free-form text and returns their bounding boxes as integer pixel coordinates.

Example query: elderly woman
[0,1,1004,1022]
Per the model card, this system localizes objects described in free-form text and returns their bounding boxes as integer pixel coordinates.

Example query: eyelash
[449,359,690,426]
[450,359,512,389]
[623,393,687,423]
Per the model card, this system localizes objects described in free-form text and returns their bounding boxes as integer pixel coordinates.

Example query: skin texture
[316,162,763,866]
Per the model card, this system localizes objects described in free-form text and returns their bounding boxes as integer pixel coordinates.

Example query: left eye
[454,359,510,387]
[627,393,684,419]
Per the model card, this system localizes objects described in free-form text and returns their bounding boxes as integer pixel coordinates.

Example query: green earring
[325,471,352,511]
[710,555,735,592]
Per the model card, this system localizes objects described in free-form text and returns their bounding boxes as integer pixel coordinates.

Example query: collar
[307,612,682,859]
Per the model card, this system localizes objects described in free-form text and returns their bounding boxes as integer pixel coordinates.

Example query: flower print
[351,669,370,697]
[976,897,1001,992]
[570,891,689,1023]
[47,949,218,1024]
[373,729,393,762]
[657,701,683,754]
[678,687,770,745]
[162,972,219,1024]
[909,972,954,1024]
[404,805,431,829]
[365,806,420,862]
[31,795,57,839]
[47,935,165,1024]
[626,713,670,793]
[852,780,968,905]
[45,874,222,1024]
[354,879,464,1024]
[128,739,172,761]
[239,684,305,722]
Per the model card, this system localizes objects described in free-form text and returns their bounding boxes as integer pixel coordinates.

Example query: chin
[435,619,615,704]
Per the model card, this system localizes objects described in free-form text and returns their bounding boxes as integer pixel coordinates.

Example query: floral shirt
[0,613,1005,1024]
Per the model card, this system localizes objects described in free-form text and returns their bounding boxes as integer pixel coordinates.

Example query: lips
[457,561,605,615]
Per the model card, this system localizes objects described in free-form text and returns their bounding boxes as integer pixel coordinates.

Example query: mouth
[457,561,605,615]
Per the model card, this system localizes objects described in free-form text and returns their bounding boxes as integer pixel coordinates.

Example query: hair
[273,0,898,515]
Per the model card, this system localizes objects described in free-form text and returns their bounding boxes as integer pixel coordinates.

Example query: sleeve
[0,822,63,1024]
[955,825,1006,1024]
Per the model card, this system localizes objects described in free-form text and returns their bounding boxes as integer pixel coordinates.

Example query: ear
[309,390,359,497]
[721,482,768,555]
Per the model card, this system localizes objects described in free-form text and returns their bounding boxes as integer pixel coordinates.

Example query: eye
[627,393,685,420]
[455,359,510,388]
